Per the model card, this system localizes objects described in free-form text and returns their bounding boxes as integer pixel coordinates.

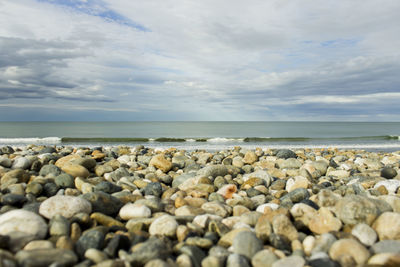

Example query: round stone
[11,157,31,170]
[0,210,47,240]
[372,212,400,240]
[351,223,377,246]
[380,167,397,179]
[39,195,92,219]
[119,203,152,220]
[329,239,370,265]
[149,215,178,238]
[233,231,263,259]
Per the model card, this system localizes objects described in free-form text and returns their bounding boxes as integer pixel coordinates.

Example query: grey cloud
[0,37,113,103]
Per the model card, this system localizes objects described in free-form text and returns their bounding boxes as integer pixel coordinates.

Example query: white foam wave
[0,137,61,144]
[185,139,196,142]
[207,137,244,143]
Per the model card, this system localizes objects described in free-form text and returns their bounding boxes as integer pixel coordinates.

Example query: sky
[0,0,400,121]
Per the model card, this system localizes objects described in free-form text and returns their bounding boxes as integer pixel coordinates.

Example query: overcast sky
[1,0,400,121]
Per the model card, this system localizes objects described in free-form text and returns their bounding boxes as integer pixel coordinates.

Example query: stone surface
[276,149,297,159]
[370,240,400,254]
[226,253,250,267]
[126,237,172,265]
[233,231,263,259]
[374,180,400,194]
[351,223,377,246]
[119,203,151,220]
[251,249,278,267]
[16,248,78,266]
[11,157,31,170]
[272,214,298,241]
[381,167,397,179]
[309,207,342,234]
[329,239,370,265]
[149,215,178,238]
[335,195,380,225]
[75,229,106,258]
[39,195,92,219]
[271,255,305,267]
[0,209,47,240]
[82,191,123,216]
[61,163,90,178]
[149,154,172,172]
[372,212,400,240]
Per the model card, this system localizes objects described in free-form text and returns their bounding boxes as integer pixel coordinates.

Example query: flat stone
[282,188,310,203]
[286,176,310,192]
[329,239,370,265]
[119,203,152,220]
[85,248,108,264]
[149,215,178,238]
[372,212,400,240]
[351,223,377,246]
[90,212,125,228]
[233,231,263,259]
[61,163,90,178]
[201,201,231,217]
[24,240,54,250]
[16,249,78,266]
[94,181,122,194]
[39,195,92,219]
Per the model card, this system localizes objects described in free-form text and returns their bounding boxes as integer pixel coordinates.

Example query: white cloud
[0,0,399,120]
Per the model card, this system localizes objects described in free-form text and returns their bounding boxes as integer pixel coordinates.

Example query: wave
[0,135,398,145]
[0,137,62,144]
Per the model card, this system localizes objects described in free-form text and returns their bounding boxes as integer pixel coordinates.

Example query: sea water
[0,121,399,152]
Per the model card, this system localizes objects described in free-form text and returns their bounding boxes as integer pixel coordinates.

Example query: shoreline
[0,145,399,266]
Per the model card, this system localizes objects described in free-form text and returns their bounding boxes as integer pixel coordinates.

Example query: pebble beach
[0,144,400,267]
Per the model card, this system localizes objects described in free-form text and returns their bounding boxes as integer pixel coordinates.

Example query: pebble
[226,253,250,267]
[329,238,370,265]
[335,195,380,225]
[149,154,172,172]
[381,167,397,179]
[251,250,278,267]
[372,211,400,240]
[308,207,342,234]
[39,195,92,219]
[351,223,377,246]
[0,209,47,240]
[0,145,399,266]
[271,255,305,267]
[233,231,263,259]
[15,248,78,266]
[374,180,400,194]
[11,157,31,170]
[149,215,178,238]
[119,203,152,220]
[370,240,400,254]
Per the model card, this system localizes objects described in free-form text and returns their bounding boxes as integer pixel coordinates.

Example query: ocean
[0,121,399,152]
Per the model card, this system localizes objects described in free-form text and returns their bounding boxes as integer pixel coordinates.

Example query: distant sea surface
[0,121,400,152]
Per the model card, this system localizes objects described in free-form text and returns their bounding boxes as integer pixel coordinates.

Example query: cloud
[0,0,399,121]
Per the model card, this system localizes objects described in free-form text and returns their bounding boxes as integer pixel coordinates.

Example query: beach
[0,144,399,266]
